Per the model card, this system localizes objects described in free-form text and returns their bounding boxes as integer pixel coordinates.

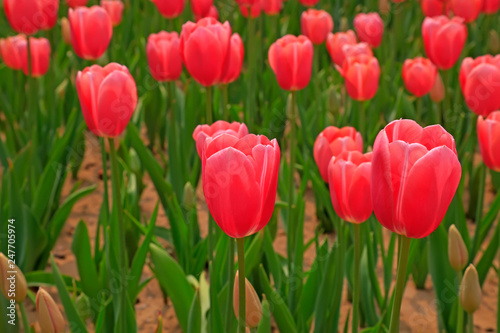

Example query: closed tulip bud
[69,6,113,60]
[61,18,72,45]
[451,0,483,23]
[379,0,391,15]
[239,2,261,18]
[101,0,124,26]
[195,5,218,21]
[202,134,280,238]
[233,271,262,328]
[477,111,500,171]
[336,54,380,101]
[402,57,437,97]
[488,30,500,53]
[422,16,467,70]
[36,288,65,333]
[147,31,183,82]
[268,35,313,91]
[314,126,363,182]
[326,30,357,66]
[301,9,334,45]
[67,0,88,8]
[421,0,446,17]
[151,0,185,18]
[430,73,445,102]
[76,63,138,137]
[448,225,469,271]
[354,13,384,48]
[4,0,59,34]
[183,182,196,210]
[459,265,482,314]
[299,0,319,6]
[372,120,461,238]
[261,0,282,15]
[191,0,213,18]
[459,55,500,117]
[483,0,500,13]
[0,252,27,302]
[0,35,24,70]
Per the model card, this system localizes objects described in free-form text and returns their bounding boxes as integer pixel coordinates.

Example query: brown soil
[24,133,499,333]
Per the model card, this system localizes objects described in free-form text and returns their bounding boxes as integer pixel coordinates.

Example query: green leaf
[188,290,202,333]
[25,271,81,291]
[476,223,499,287]
[257,299,271,333]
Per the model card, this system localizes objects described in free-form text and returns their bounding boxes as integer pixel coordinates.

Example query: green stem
[221,84,229,120]
[416,97,422,125]
[388,235,412,333]
[457,270,464,333]
[108,137,128,331]
[206,86,213,124]
[19,302,30,332]
[467,312,474,333]
[237,237,246,333]
[100,138,110,220]
[441,69,449,126]
[246,16,256,130]
[352,223,361,333]
[226,237,235,331]
[358,100,365,137]
[287,91,297,284]
[313,45,321,131]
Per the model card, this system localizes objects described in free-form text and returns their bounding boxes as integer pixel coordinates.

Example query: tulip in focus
[313,126,363,182]
[459,55,500,117]
[422,16,467,70]
[239,2,261,18]
[151,0,185,18]
[69,6,113,60]
[17,36,51,77]
[4,0,59,34]
[477,111,500,171]
[36,288,65,333]
[233,271,263,328]
[448,225,469,272]
[459,265,482,314]
[326,30,357,66]
[450,0,483,23]
[336,54,380,101]
[101,0,125,26]
[483,0,500,13]
[328,151,373,223]
[261,0,282,15]
[402,57,437,97]
[0,35,24,70]
[353,13,384,48]
[202,134,280,238]
[147,31,183,82]
[299,0,320,6]
[76,63,138,137]
[67,0,88,7]
[430,73,445,102]
[371,119,462,239]
[421,0,446,17]
[191,0,213,18]
[192,120,249,157]
[300,9,334,45]
[0,252,27,302]
[268,35,313,91]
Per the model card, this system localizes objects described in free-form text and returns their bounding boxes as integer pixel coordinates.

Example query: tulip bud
[61,18,72,45]
[36,288,66,333]
[233,271,262,328]
[448,225,468,271]
[0,252,27,302]
[183,182,196,210]
[459,264,482,314]
[489,30,500,53]
[430,73,445,103]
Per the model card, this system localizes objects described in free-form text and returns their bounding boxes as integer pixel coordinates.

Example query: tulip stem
[18,302,29,332]
[226,237,235,330]
[457,270,464,333]
[108,137,128,331]
[100,138,110,220]
[388,234,411,333]
[206,86,213,124]
[287,91,297,292]
[416,97,423,125]
[221,84,229,120]
[352,223,361,333]
[467,312,474,333]
[237,237,246,333]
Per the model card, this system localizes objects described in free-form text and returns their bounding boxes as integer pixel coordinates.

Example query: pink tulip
[220,34,244,84]
[0,35,24,70]
[151,0,185,19]
[193,121,249,157]
[300,9,334,45]
[239,2,261,18]
[482,0,500,13]
[336,54,380,101]
[147,31,183,82]
[342,42,373,61]
[101,0,124,26]
[67,0,88,7]
[191,0,213,18]
[402,57,438,97]
[299,0,319,6]
[477,111,500,171]
[354,13,384,48]
[421,0,447,17]
[195,5,219,21]
[326,30,357,66]
[261,0,282,15]
[4,0,59,34]
[450,0,483,23]
[18,36,51,77]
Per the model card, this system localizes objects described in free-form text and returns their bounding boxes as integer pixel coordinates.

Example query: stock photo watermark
[5,218,17,326]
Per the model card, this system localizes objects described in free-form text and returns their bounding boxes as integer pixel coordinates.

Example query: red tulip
[76,63,138,137]
[4,0,59,34]
[0,35,24,70]
[371,119,461,239]
[336,54,380,101]
[101,0,124,26]
[147,31,183,82]
[314,126,363,182]
[342,42,373,61]
[151,0,185,19]
[180,18,243,87]
[483,0,500,13]
[193,120,249,157]
[18,36,51,77]
[67,0,88,7]
[353,13,384,48]
[402,57,438,97]
[459,55,500,117]
[450,0,483,23]
[299,0,319,6]
[220,34,244,84]
[422,16,467,70]
[300,9,334,45]
[202,134,280,238]
[69,6,113,60]
[421,0,446,17]
[235,0,259,5]
[268,35,313,91]
[195,5,218,21]
[191,0,213,18]
[328,151,373,223]
[239,2,261,18]
[261,0,282,15]
[477,111,500,171]
[326,30,357,66]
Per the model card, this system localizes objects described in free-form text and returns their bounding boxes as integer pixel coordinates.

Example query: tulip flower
[147,31,183,82]
[314,126,363,182]
[421,0,447,17]
[67,0,88,7]
[239,2,261,18]
[235,0,259,5]
[233,271,263,328]
[448,225,469,272]
[459,55,500,117]
[430,73,445,102]
[483,0,500,13]
[17,36,51,77]
[220,34,244,84]
[300,9,334,45]
[450,0,483,23]
[4,0,59,34]
[299,0,319,6]
[336,54,380,101]
[0,253,27,302]
[76,63,138,137]
[353,13,384,48]
[191,0,213,18]
[101,0,125,26]
[326,30,357,66]
[342,42,373,61]
[202,133,280,238]
[151,0,185,18]
[268,35,313,91]
[193,121,249,157]
[195,5,219,21]
[69,6,113,60]
[422,16,467,70]
[36,288,65,333]
[477,111,500,171]
[261,0,282,15]
[402,57,437,97]
[0,35,24,70]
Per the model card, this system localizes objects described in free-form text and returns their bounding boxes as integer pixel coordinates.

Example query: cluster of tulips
[0,0,499,332]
